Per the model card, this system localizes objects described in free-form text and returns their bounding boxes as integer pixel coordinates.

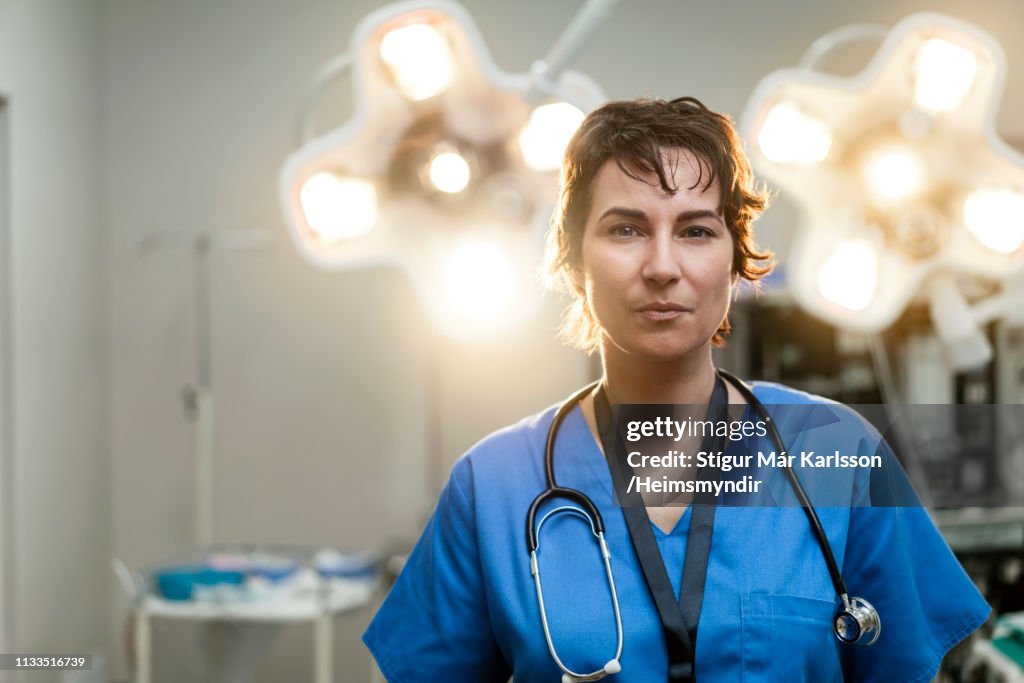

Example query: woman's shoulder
[747,379,884,442]
[472,401,560,450]
[450,398,566,478]
[748,380,839,405]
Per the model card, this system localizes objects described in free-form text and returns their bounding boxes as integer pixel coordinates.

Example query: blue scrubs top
[364,383,990,681]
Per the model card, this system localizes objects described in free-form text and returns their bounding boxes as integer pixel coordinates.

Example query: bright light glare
[757,103,832,164]
[817,239,878,312]
[428,150,471,193]
[914,38,978,112]
[443,242,518,324]
[963,189,1024,254]
[379,23,454,101]
[863,148,923,202]
[299,172,378,243]
[518,102,585,171]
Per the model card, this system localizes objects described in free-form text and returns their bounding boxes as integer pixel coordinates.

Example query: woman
[364,98,989,681]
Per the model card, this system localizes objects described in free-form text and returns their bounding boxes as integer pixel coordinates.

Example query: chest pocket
[740,594,842,682]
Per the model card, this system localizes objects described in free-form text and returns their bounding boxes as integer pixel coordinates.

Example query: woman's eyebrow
[676,209,725,225]
[597,206,646,221]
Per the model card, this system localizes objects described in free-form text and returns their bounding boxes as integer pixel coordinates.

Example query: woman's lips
[637,302,690,321]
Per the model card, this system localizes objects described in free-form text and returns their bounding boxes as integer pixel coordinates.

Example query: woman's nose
[640,234,682,285]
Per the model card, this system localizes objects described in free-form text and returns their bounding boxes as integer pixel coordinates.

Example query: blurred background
[1,0,1023,681]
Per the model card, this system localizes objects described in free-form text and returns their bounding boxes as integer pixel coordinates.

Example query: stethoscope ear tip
[561,674,576,683]
[604,658,621,674]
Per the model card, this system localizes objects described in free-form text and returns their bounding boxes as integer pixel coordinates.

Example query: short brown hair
[544,97,774,353]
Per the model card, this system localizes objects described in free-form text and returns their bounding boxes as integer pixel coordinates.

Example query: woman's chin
[618,336,709,364]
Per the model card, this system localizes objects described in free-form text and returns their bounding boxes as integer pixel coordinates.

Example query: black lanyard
[593,376,728,683]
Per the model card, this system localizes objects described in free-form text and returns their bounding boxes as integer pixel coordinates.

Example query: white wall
[96,0,1024,681]
[0,0,108,681]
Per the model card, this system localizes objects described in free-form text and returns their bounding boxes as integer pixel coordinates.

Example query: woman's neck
[600,342,717,404]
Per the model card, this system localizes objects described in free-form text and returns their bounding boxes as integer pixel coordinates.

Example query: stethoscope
[526,370,881,682]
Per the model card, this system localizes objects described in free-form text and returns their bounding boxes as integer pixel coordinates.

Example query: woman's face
[580,149,736,363]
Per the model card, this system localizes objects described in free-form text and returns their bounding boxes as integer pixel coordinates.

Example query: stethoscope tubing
[530,507,623,682]
[544,381,603,490]
[528,381,604,554]
[532,373,847,596]
[715,370,848,599]
[528,371,879,681]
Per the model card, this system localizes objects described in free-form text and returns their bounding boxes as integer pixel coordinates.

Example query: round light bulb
[379,23,455,101]
[914,38,978,113]
[863,148,923,203]
[817,239,878,312]
[963,189,1024,254]
[299,172,377,243]
[443,242,518,325]
[518,102,585,171]
[757,103,832,164]
[428,150,471,194]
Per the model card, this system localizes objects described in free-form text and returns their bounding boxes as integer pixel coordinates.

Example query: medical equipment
[527,370,880,682]
[741,13,1024,372]
[278,0,612,340]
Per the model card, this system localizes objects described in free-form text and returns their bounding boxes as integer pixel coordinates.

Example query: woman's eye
[683,227,712,239]
[611,224,639,237]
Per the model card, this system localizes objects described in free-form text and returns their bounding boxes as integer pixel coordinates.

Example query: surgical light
[279,0,608,339]
[379,23,455,101]
[742,13,1024,369]
[518,102,586,171]
[963,189,1024,254]
[299,172,378,242]
[443,241,518,324]
[862,148,923,203]
[757,103,832,164]
[914,38,978,112]
[817,240,878,312]
[428,148,471,194]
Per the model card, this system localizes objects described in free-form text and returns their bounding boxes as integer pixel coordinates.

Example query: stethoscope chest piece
[834,595,881,646]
